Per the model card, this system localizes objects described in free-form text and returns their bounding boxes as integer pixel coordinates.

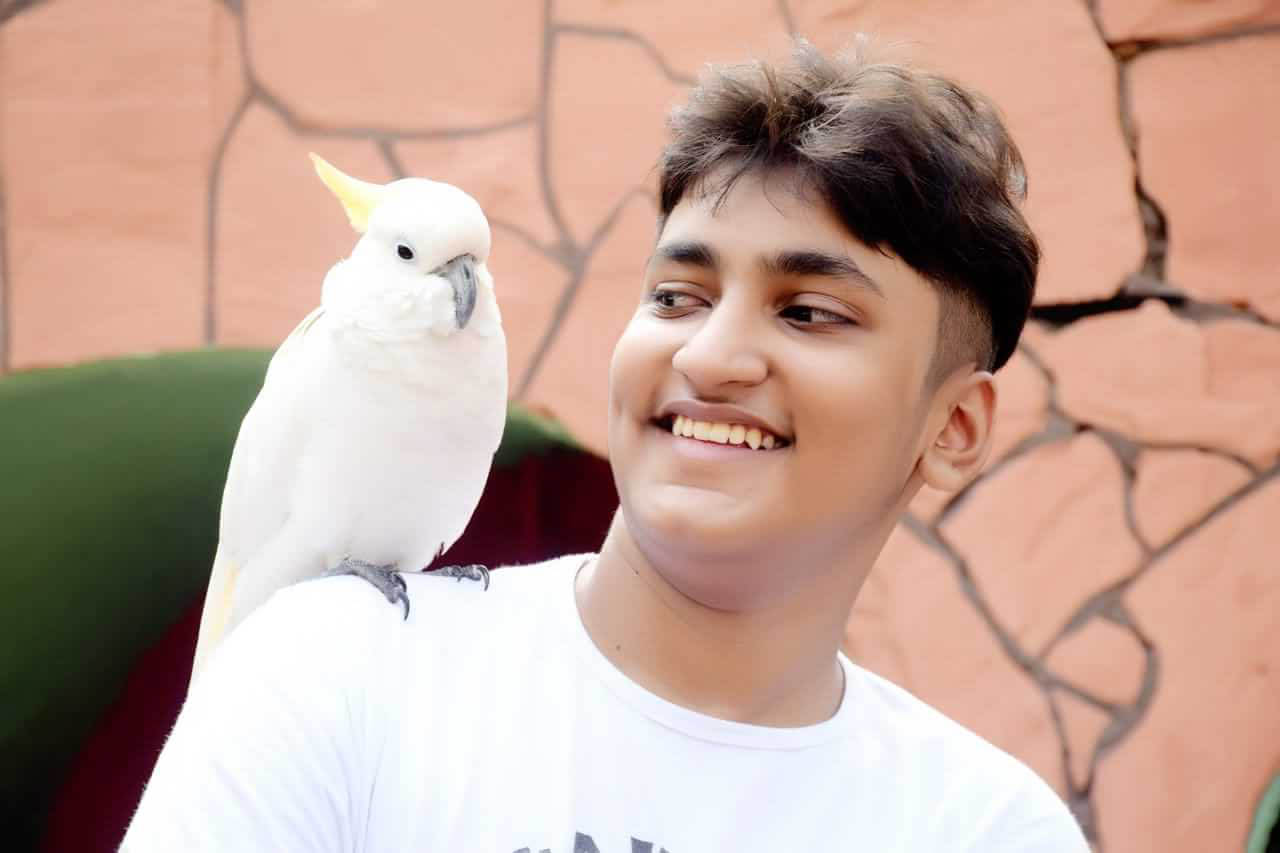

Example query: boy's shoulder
[400,552,588,626]
[274,553,586,621]
[247,553,587,662]
[846,661,1028,765]
[842,661,1080,840]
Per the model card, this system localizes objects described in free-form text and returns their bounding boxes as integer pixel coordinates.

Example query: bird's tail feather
[189,545,239,690]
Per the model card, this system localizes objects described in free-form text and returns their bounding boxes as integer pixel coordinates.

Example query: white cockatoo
[189,154,508,683]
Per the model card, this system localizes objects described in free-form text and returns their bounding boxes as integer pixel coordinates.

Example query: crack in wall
[535,0,575,258]
[514,0,648,399]
[1047,455,1280,659]
[1084,2,1280,331]
[1032,290,1280,331]
[777,0,797,37]
[514,186,651,399]
[1089,613,1159,771]
[555,23,695,86]
[1030,293,1149,327]
[205,89,252,345]
[1110,20,1280,58]
[1083,0,1170,297]
[489,217,566,266]
[376,138,407,181]
[235,5,535,142]
[1124,439,1259,477]
[1178,298,1280,331]
[1127,460,1279,582]
[903,515,1046,677]
[1044,689,1078,788]
[1043,604,1160,832]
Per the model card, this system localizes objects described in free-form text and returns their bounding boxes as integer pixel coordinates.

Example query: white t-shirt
[123,554,1088,852]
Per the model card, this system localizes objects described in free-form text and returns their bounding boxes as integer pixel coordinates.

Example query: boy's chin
[630,491,768,553]
[624,500,837,612]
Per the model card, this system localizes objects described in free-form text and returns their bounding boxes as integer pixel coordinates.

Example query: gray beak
[437,254,478,330]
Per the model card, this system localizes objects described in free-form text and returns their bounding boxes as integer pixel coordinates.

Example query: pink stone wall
[3,1,1277,848]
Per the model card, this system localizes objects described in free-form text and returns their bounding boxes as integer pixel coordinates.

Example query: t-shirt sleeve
[982,774,1092,853]
[120,577,396,852]
[988,811,1091,853]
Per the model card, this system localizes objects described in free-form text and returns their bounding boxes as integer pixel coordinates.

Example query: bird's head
[310,153,494,336]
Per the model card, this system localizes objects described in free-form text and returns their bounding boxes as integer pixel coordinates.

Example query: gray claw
[328,557,410,619]
[428,563,490,591]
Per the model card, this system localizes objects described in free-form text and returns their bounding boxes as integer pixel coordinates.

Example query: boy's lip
[653,400,791,443]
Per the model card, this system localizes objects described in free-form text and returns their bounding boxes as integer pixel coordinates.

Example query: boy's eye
[649,287,703,312]
[780,304,851,325]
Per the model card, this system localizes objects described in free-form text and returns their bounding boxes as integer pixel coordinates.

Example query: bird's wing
[217,307,325,553]
[191,307,327,680]
[190,544,240,682]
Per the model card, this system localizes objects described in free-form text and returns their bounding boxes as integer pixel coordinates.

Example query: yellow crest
[308,153,386,233]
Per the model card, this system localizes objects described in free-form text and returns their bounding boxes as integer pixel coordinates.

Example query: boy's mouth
[653,414,791,450]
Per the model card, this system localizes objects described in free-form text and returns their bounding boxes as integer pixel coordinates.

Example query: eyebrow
[761,250,884,298]
[652,240,719,269]
[652,240,883,299]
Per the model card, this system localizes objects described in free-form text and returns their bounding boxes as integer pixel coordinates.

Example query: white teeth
[665,417,784,450]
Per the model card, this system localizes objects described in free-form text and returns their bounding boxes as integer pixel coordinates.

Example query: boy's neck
[575,515,871,728]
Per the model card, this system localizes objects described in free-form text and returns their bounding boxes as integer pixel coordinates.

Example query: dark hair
[657,39,1039,378]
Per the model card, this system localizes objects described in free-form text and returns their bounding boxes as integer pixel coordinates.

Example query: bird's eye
[396,244,415,261]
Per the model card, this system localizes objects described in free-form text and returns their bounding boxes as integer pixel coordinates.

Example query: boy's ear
[919,370,998,493]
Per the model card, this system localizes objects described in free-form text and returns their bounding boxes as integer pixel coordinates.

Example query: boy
[123,41,1088,851]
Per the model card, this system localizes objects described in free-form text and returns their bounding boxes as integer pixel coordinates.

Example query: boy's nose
[671,298,768,390]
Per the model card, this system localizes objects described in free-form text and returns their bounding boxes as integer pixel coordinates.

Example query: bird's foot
[328,557,410,620]
[427,563,490,591]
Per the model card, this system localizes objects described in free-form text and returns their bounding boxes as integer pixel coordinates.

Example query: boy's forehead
[657,168,868,261]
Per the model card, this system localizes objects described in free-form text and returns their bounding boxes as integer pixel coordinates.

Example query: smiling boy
[123,42,1088,852]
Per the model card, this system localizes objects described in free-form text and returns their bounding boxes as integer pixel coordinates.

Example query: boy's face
[607,169,949,610]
